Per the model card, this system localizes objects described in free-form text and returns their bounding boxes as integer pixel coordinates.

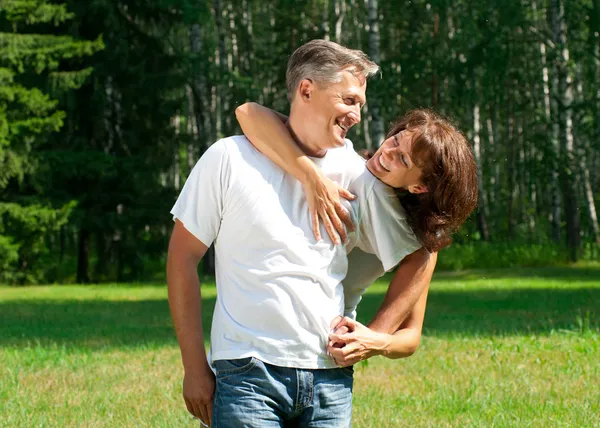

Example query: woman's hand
[303,169,356,245]
[327,317,391,366]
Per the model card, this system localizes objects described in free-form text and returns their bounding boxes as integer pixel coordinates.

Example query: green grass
[1,266,599,427]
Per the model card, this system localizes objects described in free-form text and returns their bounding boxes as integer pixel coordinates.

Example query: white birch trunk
[473,104,490,240]
[333,0,346,43]
[552,0,580,259]
[367,0,384,147]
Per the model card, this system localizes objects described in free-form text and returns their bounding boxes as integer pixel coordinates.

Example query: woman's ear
[408,183,429,194]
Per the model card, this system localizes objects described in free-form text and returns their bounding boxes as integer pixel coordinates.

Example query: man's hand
[328,317,391,366]
[183,369,215,426]
[304,171,356,245]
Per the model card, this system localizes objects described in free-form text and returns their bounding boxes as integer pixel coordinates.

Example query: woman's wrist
[373,331,393,357]
[298,157,322,186]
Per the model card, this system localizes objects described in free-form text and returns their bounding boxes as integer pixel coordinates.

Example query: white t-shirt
[171,136,420,368]
[171,136,362,369]
[343,163,421,318]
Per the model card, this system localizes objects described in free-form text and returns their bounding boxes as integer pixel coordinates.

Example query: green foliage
[0,200,75,283]
[0,234,19,275]
[0,0,100,283]
[1,0,599,283]
[437,242,600,271]
[0,0,74,25]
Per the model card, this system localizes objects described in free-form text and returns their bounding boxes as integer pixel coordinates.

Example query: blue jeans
[212,357,353,427]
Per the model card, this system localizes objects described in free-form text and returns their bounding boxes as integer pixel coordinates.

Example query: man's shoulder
[209,135,251,152]
[323,138,366,177]
[204,135,256,162]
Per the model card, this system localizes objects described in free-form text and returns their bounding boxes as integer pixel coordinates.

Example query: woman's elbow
[388,332,421,359]
[404,339,421,357]
[235,102,257,119]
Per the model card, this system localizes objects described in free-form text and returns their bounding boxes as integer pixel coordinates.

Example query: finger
[328,346,355,365]
[328,324,349,347]
[207,401,213,426]
[333,325,349,335]
[330,342,360,360]
[198,405,209,426]
[325,204,347,244]
[340,356,361,366]
[184,398,195,417]
[334,316,357,332]
[338,188,357,201]
[329,316,343,331]
[320,209,340,245]
[335,202,355,233]
[328,332,354,345]
[311,210,321,241]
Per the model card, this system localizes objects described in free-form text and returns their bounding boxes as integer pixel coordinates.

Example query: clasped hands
[328,316,391,367]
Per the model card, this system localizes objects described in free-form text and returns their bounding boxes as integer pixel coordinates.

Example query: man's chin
[332,134,347,147]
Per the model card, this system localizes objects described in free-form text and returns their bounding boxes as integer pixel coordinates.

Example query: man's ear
[298,79,313,102]
[408,184,428,194]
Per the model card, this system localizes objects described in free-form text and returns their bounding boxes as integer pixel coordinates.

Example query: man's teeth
[379,156,390,172]
[337,122,348,131]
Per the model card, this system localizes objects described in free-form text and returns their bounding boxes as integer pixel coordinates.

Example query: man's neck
[287,115,327,158]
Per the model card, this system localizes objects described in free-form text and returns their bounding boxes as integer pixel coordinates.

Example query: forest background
[1,0,599,285]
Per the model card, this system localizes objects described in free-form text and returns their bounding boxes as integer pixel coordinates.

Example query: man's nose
[348,105,361,124]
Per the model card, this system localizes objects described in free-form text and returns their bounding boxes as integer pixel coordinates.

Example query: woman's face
[366,130,428,193]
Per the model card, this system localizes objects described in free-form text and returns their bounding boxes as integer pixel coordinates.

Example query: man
[167,40,434,427]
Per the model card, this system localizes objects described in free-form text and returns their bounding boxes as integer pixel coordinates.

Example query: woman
[235,103,478,365]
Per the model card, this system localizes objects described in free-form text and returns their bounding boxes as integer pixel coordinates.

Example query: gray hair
[286,39,380,102]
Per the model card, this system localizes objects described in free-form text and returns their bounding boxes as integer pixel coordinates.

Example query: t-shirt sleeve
[170,141,231,247]
[356,180,422,271]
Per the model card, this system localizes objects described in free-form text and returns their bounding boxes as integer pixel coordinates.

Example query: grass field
[1,266,599,427]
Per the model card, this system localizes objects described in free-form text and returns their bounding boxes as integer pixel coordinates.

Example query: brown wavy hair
[364,109,478,252]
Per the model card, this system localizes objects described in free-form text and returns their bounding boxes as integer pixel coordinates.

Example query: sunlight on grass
[1,267,598,426]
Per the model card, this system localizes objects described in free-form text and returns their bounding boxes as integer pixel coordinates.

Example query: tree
[0,0,102,282]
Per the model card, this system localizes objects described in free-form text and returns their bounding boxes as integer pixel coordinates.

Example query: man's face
[302,69,367,151]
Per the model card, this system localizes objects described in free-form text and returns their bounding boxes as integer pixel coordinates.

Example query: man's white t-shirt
[171,135,420,369]
[172,136,363,369]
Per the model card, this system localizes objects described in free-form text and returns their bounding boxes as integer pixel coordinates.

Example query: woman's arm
[381,284,429,359]
[235,103,316,185]
[328,284,429,364]
[235,102,355,244]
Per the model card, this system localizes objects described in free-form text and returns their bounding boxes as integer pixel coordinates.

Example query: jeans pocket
[213,357,257,379]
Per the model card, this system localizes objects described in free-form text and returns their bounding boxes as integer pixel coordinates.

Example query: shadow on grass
[432,265,600,283]
[0,297,216,349]
[3,286,599,350]
[357,287,600,336]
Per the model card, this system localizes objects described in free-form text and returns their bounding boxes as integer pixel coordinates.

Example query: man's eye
[344,98,354,105]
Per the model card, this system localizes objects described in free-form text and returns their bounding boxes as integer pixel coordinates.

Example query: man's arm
[167,220,213,426]
[368,248,437,333]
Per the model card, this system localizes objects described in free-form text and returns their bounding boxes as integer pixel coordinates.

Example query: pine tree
[0,0,102,282]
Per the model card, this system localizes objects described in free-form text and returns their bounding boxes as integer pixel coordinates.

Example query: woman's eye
[401,154,409,167]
